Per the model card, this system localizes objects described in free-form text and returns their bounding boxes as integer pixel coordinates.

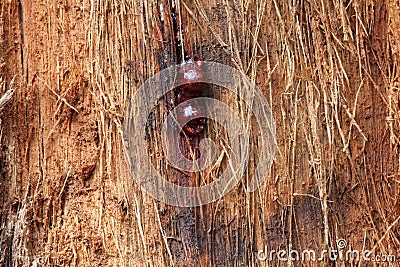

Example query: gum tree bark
[0,0,399,266]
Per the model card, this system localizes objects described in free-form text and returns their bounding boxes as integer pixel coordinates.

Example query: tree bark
[0,0,399,266]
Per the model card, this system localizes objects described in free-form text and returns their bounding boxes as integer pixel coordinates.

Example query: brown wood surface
[0,0,400,266]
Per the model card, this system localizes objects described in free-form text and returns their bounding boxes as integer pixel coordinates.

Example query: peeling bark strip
[0,89,15,111]
[0,76,16,111]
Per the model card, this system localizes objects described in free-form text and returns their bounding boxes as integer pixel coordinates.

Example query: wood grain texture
[0,0,399,266]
